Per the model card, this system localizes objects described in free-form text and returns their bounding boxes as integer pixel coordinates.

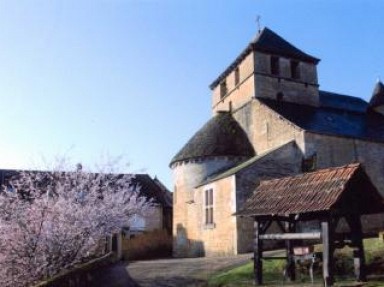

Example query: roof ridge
[369,81,384,108]
[261,163,361,185]
[319,90,368,102]
[195,140,295,187]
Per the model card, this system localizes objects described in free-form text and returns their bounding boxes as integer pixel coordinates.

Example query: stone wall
[193,176,237,256]
[212,52,255,113]
[235,141,303,253]
[253,51,319,107]
[211,50,320,114]
[172,157,241,257]
[305,132,384,196]
[34,253,115,287]
[145,206,164,231]
[232,99,305,155]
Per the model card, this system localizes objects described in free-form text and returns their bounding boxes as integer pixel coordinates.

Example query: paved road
[91,253,252,287]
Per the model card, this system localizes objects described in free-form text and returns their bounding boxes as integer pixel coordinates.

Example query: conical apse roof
[170,112,255,166]
[369,81,384,109]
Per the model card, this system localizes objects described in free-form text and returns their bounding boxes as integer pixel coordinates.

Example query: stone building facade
[170,27,384,257]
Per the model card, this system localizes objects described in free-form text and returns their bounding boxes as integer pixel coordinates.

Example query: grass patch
[208,259,288,286]
[208,238,384,287]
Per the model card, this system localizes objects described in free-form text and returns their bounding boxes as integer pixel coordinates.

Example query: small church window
[205,188,214,225]
[270,56,280,76]
[220,80,227,99]
[234,67,240,86]
[290,60,300,79]
[277,92,284,101]
[302,153,317,172]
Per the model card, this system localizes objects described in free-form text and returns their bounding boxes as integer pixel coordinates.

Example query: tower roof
[170,112,255,166]
[369,81,384,109]
[210,27,320,89]
[252,27,320,63]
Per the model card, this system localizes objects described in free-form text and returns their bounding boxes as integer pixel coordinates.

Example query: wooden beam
[345,215,367,282]
[254,219,263,285]
[321,220,334,287]
[286,222,296,282]
[259,232,321,240]
[276,219,287,233]
[260,220,272,234]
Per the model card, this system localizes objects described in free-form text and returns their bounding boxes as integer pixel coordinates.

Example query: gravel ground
[91,253,252,287]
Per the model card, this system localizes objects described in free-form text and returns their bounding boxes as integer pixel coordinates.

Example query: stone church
[170,27,384,257]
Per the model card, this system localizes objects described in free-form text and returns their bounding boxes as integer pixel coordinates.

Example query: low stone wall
[34,252,116,287]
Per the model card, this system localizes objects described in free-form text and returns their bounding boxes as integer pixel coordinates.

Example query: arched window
[277,92,284,101]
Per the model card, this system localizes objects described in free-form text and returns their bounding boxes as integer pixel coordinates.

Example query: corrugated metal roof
[238,163,384,217]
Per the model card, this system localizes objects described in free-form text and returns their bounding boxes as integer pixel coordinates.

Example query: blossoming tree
[0,163,151,286]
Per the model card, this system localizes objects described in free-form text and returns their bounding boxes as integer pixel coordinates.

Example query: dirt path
[91,253,252,287]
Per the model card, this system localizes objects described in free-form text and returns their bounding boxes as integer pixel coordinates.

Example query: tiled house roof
[170,111,255,166]
[132,174,172,208]
[238,163,384,217]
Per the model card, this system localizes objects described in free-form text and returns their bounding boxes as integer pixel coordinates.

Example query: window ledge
[204,223,216,229]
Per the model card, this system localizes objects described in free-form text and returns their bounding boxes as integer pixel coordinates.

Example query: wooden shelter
[237,163,384,286]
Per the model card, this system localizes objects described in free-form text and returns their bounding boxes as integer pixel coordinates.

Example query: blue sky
[0,1,383,188]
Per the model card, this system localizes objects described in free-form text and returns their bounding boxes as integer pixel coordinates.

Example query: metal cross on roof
[256,15,262,33]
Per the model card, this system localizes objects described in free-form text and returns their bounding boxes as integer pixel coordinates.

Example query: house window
[234,67,240,86]
[290,60,300,79]
[220,80,227,99]
[205,188,214,225]
[270,56,280,76]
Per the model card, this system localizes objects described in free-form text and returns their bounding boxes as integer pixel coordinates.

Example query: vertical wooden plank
[117,232,123,260]
[254,219,263,285]
[321,220,334,287]
[285,221,296,281]
[347,215,367,282]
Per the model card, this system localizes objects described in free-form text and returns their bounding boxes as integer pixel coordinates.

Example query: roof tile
[238,163,384,217]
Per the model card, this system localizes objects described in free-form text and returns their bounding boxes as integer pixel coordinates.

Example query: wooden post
[286,222,296,281]
[254,219,263,285]
[346,215,367,282]
[321,220,334,287]
[106,235,113,253]
[117,232,123,260]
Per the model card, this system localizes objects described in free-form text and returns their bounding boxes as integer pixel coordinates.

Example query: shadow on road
[135,276,206,287]
[91,262,139,287]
